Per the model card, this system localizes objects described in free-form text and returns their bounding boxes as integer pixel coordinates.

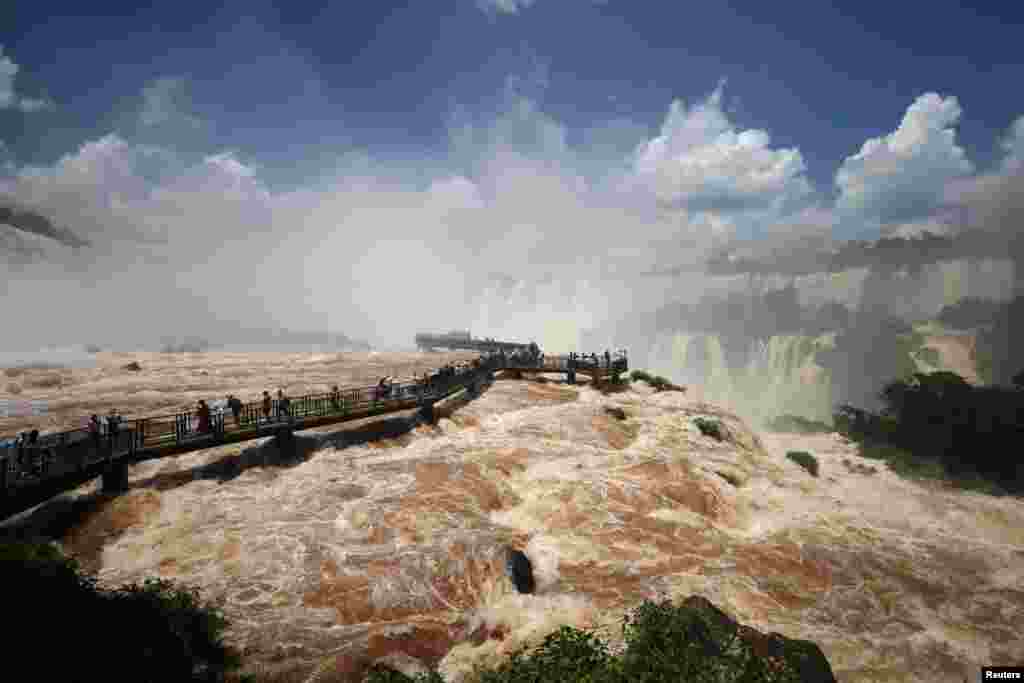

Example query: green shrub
[365,666,446,682]
[879,449,947,481]
[786,451,820,477]
[914,347,941,367]
[628,370,684,393]
[476,626,617,683]
[973,344,994,384]
[693,417,724,441]
[364,597,836,683]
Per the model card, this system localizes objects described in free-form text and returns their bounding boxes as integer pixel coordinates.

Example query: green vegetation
[629,370,684,392]
[1,540,242,682]
[894,331,926,381]
[366,596,835,683]
[366,668,445,682]
[914,346,941,367]
[972,343,994,384]
[765,414,834,434]
[598,373,631,394]
[692,417,725,441]
[834,370,1024,495]
[786,451,820,477]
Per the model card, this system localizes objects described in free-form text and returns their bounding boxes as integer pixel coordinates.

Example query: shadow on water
[134,411,431,490]
[0,381,493,544]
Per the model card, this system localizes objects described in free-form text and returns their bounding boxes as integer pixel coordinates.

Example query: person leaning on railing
[196,400,212,434]
[89,414,101,451]
[264,393,276,423]
[106,411,120,449]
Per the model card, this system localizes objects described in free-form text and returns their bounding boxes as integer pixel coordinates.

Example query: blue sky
[5,1,1022,184]
[2,0,1023,347]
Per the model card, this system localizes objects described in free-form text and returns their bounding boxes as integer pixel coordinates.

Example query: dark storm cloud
[0,202,91,249]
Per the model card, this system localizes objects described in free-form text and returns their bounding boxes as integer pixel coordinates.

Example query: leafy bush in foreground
[367,596,836,683]
[1,540,242,682]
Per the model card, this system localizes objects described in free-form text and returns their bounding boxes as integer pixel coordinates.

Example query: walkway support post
[276,426,296,460]
[419,400,436,424]
[102,461,129,494]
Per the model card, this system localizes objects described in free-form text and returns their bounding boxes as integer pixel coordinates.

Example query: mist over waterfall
[594,255,1019,428]
[642,332,834,427]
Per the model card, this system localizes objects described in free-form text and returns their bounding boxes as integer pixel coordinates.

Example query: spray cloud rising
[3,48,1024,421]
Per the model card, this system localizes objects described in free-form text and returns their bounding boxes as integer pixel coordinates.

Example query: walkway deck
[1,350,626,520]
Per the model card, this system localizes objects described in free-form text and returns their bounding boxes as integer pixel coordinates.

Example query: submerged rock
[504,546,535,594]
[603,405,627,421]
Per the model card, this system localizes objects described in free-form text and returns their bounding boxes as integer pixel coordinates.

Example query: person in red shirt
[196,400,211,433]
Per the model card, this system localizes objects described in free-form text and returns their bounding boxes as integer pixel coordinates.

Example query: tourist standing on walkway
[106,410,120,449]
[262,391,272,423]
[196,400,211,433]
[330,386,341,411]
[280,392,291,420]
[89,414,101,451]
[227,395,242,427]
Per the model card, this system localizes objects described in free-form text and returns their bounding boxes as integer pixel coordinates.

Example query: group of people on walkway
[569,350,626,368]
[3,407,127,481]
[3,351,527,474]
[87,410,124,449]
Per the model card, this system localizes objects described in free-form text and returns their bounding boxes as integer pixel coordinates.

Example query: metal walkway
[1,349,627,520]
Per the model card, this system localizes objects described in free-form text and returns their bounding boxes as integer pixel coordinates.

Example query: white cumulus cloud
[631,85,812,213]
[476,0,537,14]
[1000,115,1024,173]
[836,93,972,226]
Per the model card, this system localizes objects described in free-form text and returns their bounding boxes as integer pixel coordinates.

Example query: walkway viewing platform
[414,331,530,353]
[0,348,627,520]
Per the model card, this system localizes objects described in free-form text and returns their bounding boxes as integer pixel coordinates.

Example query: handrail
[1,349,626,492]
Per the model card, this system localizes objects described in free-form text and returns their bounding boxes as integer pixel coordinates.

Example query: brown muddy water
[1,351,1022,682]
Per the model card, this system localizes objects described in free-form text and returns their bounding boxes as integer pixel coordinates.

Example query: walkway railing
[0,349,626,494]
[0,357,499,492]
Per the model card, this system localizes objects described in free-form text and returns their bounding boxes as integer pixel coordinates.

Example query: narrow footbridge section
[1,348,627,520]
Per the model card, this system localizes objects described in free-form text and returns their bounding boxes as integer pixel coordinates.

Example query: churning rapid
[4,350,1020,682]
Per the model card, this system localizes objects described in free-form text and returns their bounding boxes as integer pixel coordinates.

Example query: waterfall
[638,331,834,427]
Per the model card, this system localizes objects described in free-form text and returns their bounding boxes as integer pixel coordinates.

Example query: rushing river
[2,351,1022,681]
